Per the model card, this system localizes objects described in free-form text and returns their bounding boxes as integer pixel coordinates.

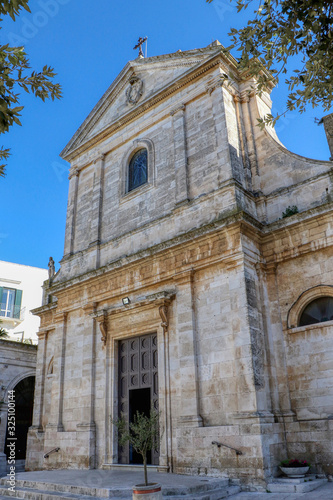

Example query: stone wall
[26,43,333,486]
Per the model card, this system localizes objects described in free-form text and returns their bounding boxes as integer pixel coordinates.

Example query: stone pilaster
[89,153,105,269]
[258,263,294,422]
[80,303,97,468]
[170,105,189,206]
[158,300,173,471]
[233,94,252,190]
[240,93,260,191]
[47,313,67,431]
[64,167,79,257]
[173,270,202,427]
[32,330,49,431]
[227,259,265,419]
[207,76,233,185]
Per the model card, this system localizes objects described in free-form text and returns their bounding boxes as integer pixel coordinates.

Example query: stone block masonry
[26,42,333,488]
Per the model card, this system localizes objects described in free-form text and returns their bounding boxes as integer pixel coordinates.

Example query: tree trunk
[143,455,148,486]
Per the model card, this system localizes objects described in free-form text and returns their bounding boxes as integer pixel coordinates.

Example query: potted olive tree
[113,408,162,499]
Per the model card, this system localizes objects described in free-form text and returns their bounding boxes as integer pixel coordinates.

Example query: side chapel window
[299,297,333,327]
[128,148,148,192]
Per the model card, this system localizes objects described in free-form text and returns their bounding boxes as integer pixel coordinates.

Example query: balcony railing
[0,306,25,321]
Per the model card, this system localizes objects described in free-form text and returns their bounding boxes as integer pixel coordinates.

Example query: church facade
[26,42,333,485]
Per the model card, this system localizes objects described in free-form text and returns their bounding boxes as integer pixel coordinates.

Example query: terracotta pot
[279,466,310,478]
[132,482,162,500]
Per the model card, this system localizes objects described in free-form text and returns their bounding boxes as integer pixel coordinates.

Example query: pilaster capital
[173,268,194,285]
[68,167,79,180]
[37,328,49,340]
[54,310,69,323]
[240,90,255,103]
[206,74,228,95]
[266,262,278,275]
[170,104,186,116]
[93,152,106,164]
[255,261,278,276]
[82,302,97,315]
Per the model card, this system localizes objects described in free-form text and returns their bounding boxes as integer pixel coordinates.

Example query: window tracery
[128,148,148,192]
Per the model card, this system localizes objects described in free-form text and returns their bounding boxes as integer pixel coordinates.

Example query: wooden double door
[118,333,159,465]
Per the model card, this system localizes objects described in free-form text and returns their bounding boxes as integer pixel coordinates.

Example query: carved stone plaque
[126,76,144,105]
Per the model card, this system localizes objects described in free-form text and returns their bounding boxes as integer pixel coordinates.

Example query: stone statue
[48,257,55,280]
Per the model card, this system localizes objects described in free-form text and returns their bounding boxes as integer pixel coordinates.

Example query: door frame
[118,332,159,465]
[104,294,174,471]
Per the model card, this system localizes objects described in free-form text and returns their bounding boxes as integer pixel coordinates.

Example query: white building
[0,261,48,343]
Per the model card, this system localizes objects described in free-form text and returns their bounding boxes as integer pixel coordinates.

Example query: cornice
[0,339,37,351]
[31,302,58,317]
[91,291,175,321]
[44,210,260,299]
[46,204,333,302]
[255,168,333,202]
[261,201,333,237]
[261,204,333,265]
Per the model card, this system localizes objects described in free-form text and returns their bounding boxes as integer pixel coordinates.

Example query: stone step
[266,476,327,493]
[167,485,241,499]
[0,478,240,500]
[0,478,128,498]
[0,484,122,500]
[162,478,230,496]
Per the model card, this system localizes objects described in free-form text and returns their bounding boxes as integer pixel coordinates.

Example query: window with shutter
[0,288,23,319]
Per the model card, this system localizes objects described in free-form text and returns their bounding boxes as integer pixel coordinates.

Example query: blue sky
[1,0,331,270]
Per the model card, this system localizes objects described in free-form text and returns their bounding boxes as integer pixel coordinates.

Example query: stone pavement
[0,470,332,499]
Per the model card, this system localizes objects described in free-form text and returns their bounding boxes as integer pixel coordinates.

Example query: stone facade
[26,42,333,486]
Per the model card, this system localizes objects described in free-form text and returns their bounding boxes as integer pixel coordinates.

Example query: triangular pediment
[60,42,233,160]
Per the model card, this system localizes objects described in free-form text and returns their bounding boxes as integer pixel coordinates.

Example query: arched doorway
[5,376,35,461]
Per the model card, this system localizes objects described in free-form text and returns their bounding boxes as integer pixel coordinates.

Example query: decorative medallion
[126,76,144,105]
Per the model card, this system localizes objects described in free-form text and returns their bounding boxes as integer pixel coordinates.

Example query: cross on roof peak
[134,37,148,58]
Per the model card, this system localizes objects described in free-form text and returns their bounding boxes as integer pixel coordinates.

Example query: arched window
[128,149,148,192]
[299,297,333,327]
